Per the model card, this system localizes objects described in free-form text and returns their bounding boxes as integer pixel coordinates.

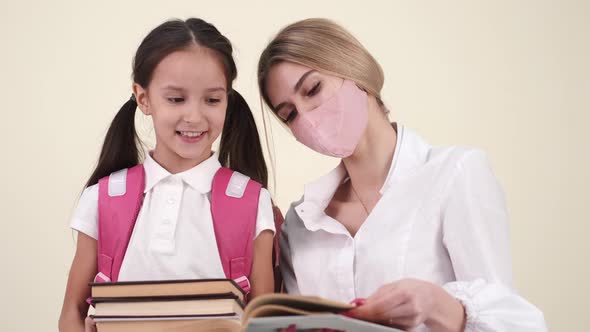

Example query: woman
[257,18,546,331]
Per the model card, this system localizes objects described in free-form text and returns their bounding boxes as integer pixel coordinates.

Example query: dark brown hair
[85,18,267,188]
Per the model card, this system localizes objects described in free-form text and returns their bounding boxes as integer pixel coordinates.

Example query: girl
[59,18,276,332]
[258,18,546,331]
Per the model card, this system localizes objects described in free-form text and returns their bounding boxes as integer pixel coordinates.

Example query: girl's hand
[348,278,465,331]
[84,316,96,332]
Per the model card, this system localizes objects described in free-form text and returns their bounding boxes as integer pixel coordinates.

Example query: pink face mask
[289,79,368,158]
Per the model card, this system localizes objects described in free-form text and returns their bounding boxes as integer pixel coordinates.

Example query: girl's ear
[133,83,151,116]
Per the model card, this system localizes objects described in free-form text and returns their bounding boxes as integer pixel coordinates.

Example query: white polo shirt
[71,152,275,281]
[280,125,546,331]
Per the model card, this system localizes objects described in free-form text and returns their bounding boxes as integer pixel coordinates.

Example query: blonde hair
[257,18,385,110]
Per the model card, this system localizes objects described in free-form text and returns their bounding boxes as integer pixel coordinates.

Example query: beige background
[0,0,588,330]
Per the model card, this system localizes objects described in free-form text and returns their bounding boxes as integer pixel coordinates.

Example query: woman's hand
[348,278,465,331]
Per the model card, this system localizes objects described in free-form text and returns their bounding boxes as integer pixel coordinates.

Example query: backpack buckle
[108,169,128,197]
[233,275,251,294]
[226,172,250,198]
[93,272,111,283]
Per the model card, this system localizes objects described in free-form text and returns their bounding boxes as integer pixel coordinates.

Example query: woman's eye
[167,97,184,103]
[307,82,321,97]
[285,110,297,123]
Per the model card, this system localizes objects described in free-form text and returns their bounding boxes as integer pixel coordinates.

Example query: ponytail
[84,19,267,188]
[218,90,268,188]
[84,96,143,187]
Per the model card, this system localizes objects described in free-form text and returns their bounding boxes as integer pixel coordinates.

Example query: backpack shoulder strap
[96,164,145,283]
[211,167,261,294]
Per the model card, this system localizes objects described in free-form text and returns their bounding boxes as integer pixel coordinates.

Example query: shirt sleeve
[279,206,301,294]
[443,280,546,332]
[254,188,276,239]
[441,150,546,331]
[70,184,99,239]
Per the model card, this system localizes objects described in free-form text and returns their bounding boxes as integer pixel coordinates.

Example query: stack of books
[91,279,244,331]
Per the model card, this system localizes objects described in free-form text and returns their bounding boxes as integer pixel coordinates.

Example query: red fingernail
[350,298,367,306]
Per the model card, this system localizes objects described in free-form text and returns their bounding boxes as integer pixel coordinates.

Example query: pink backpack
[93,164,269,295]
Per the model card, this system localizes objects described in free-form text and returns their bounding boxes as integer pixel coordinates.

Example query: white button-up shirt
[280,125,546,331]
[71,152,275,281]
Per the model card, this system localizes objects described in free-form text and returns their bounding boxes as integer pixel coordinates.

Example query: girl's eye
[285,109,297,123]
[306,82,321,97]
[168,97,184,103]
[207,98,221,104]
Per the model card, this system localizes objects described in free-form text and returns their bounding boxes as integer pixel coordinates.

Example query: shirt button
[167,198,175,204]
[163,219,171,224]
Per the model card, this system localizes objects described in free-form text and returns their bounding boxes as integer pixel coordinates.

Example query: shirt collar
[378,125,432,193]
[143,152,222,194]
[296,125,432,231]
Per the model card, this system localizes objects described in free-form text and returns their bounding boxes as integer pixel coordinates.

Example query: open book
[241,294,402,331]
[91,280,402,331]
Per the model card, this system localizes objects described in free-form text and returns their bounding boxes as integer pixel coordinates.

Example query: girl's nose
[182,103,203,123]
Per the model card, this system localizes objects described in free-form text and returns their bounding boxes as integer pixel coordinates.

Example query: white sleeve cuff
[71,219,98,240]
[69,185,99,240]
[443,279,547,332]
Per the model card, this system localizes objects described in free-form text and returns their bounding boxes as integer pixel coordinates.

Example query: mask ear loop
[354,82,389,114]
